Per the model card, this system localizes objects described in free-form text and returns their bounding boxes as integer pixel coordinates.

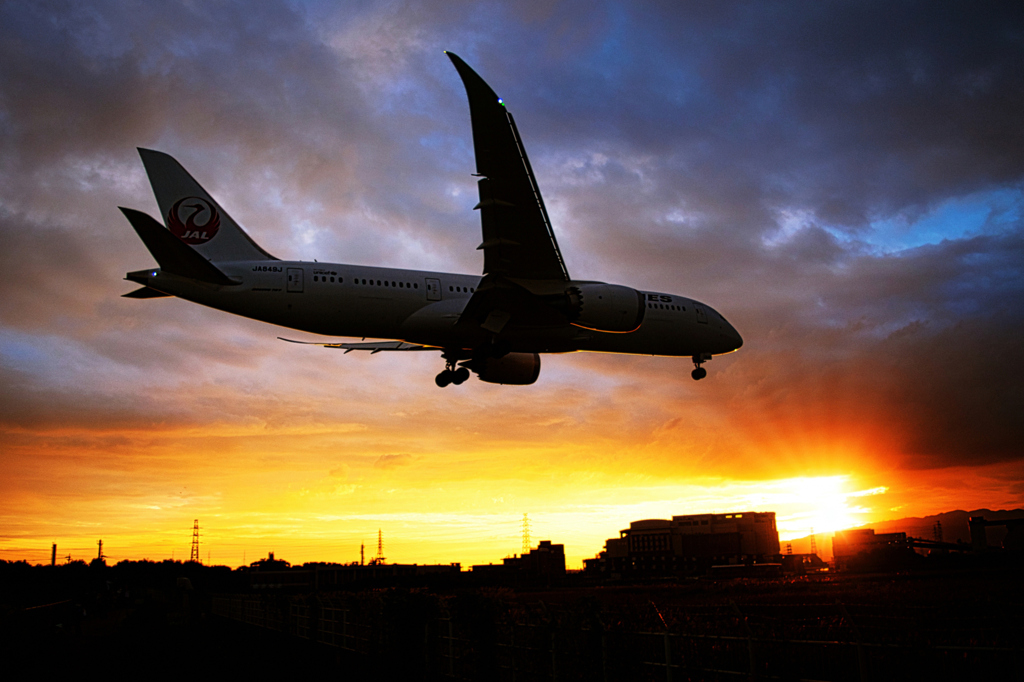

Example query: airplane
[121,52,742,387]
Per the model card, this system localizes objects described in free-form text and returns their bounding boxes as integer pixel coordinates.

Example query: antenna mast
[376,529,385,563]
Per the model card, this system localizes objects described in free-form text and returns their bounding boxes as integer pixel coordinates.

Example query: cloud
[374,454,415,469]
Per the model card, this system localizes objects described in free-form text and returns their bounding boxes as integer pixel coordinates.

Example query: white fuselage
[140,260,743,358]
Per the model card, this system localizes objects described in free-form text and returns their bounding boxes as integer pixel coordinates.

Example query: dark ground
[2,557,1021,679]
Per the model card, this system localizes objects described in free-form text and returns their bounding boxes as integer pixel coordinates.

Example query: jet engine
[564,283,646,333]
[471,353,541,385]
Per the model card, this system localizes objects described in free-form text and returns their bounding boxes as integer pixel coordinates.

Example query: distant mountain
[783,509,1024,560]
[855,508,1024,545]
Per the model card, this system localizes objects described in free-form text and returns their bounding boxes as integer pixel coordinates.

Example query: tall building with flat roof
[585,511,780,578]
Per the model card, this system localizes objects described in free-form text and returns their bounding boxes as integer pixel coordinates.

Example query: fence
[211,592,1023,681]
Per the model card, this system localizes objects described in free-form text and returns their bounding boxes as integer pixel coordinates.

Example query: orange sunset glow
[2,2,1023,572]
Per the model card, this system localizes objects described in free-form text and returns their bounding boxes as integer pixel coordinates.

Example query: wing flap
[278,338,435,353]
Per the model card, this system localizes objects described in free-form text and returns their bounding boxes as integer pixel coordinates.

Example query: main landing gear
[691,353,711,381]
[436,356,470,387]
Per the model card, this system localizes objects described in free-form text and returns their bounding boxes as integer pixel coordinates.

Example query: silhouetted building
[969,515,1024,552]
[245,551,460,589]
[832,529,914,571]
[249,551,291,571]
[472,540,566,586]
[585,512,780,579]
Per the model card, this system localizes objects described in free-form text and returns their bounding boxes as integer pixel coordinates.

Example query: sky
[1,1,1022,569]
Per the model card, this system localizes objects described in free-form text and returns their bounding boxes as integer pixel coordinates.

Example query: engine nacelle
[472,353,541,385]
[568,282,646,333]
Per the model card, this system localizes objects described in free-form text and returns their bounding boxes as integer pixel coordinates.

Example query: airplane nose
[731,324,743,350]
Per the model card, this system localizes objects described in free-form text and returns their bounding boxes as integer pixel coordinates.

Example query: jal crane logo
[167,196,220,244]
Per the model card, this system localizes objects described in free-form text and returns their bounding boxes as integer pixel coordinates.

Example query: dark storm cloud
[0,207,106,328]
[0,1,354,164]
[521,2,1024,232]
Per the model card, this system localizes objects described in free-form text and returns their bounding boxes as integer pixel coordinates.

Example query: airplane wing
[453,276,569,334]
[278,338,437,354]
[447,52,570,283]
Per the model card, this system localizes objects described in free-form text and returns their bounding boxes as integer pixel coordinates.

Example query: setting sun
[768,476,886,540]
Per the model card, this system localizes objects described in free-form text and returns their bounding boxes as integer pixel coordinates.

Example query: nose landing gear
[691,353,711,380]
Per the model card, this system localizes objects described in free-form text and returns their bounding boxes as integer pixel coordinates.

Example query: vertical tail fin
[138,148,277,263]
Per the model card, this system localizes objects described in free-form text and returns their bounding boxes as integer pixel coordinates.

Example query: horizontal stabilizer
[278,338,434,353]
[120,207,236,286]
[122,286,172,299]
